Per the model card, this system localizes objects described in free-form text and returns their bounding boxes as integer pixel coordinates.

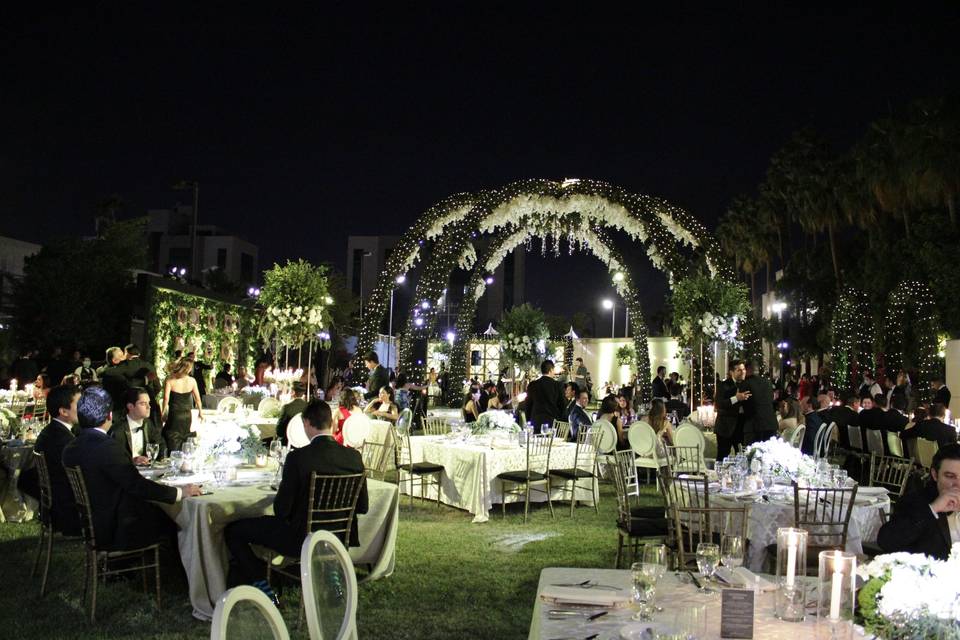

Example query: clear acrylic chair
[300,530,358,640]
[210,585,291,640]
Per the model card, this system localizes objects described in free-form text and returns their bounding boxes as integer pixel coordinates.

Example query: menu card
[720,588,754,639]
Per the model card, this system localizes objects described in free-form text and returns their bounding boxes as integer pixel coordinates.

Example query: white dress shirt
[127,417,145,458]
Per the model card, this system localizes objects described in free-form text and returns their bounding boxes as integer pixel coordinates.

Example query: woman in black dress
[161,357,203,452]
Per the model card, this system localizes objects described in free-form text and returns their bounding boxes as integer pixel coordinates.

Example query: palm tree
[910,97,960,231]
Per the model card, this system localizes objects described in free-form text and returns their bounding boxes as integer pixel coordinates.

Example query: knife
[687,570,703,589]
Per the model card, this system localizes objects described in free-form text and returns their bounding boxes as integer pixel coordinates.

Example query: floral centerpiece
[498,303,550,374]
[857,544,960,639]
[670,274,750,350]
[257,259,333,351]
[0,406,20,437]
[471,410,521,436]
[744,436,817,480]
[196,423,265,464]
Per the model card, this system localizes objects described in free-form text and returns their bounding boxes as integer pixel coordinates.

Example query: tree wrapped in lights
[830,288,874,392]
[884,281,940,402]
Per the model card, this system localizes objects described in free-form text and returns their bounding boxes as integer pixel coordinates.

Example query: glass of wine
[720,535,744,569]
[695,542,720,593]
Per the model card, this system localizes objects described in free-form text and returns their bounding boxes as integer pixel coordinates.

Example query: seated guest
[777,397,800,438]
[562,381,579,418]
[799,395,822,456]
[62,387,201,550]
[646,399,674,458]
[598,394,627,449]
[364,385,399,423]
[109,387,163,463]
[73,355,99,385]
[213,363,234,390]
[276,382,307,446]
[486,391,503,411]
[877,443,960,560]
[901,403,959,454]
[478,381,498,413]
[19,384,83,535]
[665,382,691,419]
[461,386,481,423]
[617,393,635,426]
[324,376,344,405]
[567,388,592,442]
[335,389,361,444]
[225,400,368,602]
[234,366,251,391]
[821,392,860,450]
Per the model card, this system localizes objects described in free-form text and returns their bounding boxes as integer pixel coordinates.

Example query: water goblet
[834,468,848,488]
[720,535,744,569]
[762,471,775,494]
[169,450,184,475]
[146,443,160,463]
[630,562,658,621]
[695,542,720,593]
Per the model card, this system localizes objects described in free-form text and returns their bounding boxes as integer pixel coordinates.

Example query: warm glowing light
[602,299,614,310]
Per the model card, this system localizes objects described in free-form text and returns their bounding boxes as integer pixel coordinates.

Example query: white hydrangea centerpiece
[471,410,521,436]
[744,436,817,480]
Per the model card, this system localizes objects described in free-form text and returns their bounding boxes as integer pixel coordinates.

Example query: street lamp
[602,299,615,337]
[388,274,407,372]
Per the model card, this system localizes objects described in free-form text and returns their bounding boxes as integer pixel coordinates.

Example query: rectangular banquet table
[528,567,866,640]
[155,470,399,621]
[403,435,597,523]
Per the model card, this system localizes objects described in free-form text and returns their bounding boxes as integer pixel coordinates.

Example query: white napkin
[714,567,777,592]
[856,486,889,496]
[540,585,631,607]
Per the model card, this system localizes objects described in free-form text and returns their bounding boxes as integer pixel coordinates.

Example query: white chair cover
[591,419,618,454]
[342,414,373,448]
[210,585,290,640]
[258,396,281,416]
[674,424,707,471]
[301,530,358,640]
[217,396,243,414]
[628,420,664,468]
[286,413,309,449]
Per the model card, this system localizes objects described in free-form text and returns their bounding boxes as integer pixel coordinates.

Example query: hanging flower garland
[257,259,333,350]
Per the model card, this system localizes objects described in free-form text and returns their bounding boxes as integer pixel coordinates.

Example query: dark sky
[3,4,959,323]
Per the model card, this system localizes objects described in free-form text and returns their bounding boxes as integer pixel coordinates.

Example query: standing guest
[932,378,951,411]
[99,346,130,412]
[525,360,566,432]
[276,382,307,446]
[740,361,778,445]
[461,386,481,423]
[651,366,669,401]
[715,360,749,459]
[187,352,212,399]
[224,400,368,602]
[123,344,156,390]
[214,363,234,390]
[573,358,591,401]
[363,351,389,401]
[797,373,812,400]
[73,355,99,385]
[877,443,960,560]
[901,403,959,452]
[891,371,912,411]
[110,387,164,463]
[799,395,823,456]
[364,385,399,423]
[567,388,592,442]
[18,384,82,536]
[11,350,39,389]
[62,387,201,550]
[858,371,882,403]
[161,358,203,452]
[335,389,361,444]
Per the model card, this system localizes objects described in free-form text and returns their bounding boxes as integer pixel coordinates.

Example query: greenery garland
[884,281,941,402]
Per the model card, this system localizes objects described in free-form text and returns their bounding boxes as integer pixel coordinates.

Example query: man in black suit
[276,382,307,445]
[651,366,669,400]
[739,361,778,445]
[714,360,749,459]
[878,443,960,560]
[860,393,910,456]
[567,388,593,442]
[19,384,82,536]
[821,392,861,451]
[525,360,566,431]
[932,378,951,411]
[562,381,579,420]
[800,395,823,456]
[901,403,959,454]
[478,381,497,413]
[363,351,389,401]
[61,386,201,550]
[98,346,130,412]
[225,400,368,601]
[109,387,164,462]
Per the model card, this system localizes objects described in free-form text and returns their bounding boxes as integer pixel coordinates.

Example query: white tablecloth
[528,567,865,639]
[403,435,597,523]
[156,471,399,621]
[0,444,36,523]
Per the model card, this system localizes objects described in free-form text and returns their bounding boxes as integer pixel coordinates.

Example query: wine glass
[641,543,670,580]
[695,542,720,593]
[630,562,658,621]
[169,450,184,475]
[762,471,775,495]
[720,535,744,569]
[146,443,160,463]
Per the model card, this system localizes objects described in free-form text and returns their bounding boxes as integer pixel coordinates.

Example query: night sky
[3,5,958,324]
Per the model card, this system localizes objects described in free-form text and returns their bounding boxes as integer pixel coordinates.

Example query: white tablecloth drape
[157,472,399,621]
[403,435,598,523]
[528,567,866,639]
[0,444,35,523]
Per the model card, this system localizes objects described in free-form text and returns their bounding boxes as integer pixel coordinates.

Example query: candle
[829,565,843,620]
[785,537,797,587]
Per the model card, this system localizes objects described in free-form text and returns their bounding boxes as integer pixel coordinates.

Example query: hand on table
[931,490,960,514]
[133,455,150,466]
[182,483,203,498]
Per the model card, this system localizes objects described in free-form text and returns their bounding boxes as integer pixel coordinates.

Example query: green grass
[0,483,661,639]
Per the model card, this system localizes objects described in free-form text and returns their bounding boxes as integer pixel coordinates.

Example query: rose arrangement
[471,410,521,435]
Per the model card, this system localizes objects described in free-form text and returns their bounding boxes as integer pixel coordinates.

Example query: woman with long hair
[162,357,203,452]
[647,399,673,447]
[325,376,344,404]
[462,386,481,423]
[364,385,399,423]
[598,394,626,449]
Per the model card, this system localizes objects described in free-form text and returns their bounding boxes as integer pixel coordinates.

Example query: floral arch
[354,178,731,402]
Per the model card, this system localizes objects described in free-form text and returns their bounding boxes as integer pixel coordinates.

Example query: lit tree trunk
[900,208,911,239]
[827,223,841,291]
[947,193,957,230]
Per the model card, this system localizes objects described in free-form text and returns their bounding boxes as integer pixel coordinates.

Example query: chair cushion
[403,462,444,474]
[498,470,547,483]
[620,517,668,536]
[550,468,594,479]
[631,506,665,519]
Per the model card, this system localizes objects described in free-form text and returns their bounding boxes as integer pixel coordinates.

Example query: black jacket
[27,420,81,535]
[276,398,307,445]
[365,365,389,401]
[714,376,741,438]
[651,376,669,400]
[61,428,178,550]
[933,386,951,409]
[274,435,368,547]
[525,375,566,429]
[901,419,959,449]
[877,483,954,560]
[108,414,164,459]
[822,405,860,449]
[740,375,778,441]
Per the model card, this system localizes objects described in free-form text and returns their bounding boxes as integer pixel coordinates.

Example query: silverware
[687,571,703,590]
[587,611,608,621]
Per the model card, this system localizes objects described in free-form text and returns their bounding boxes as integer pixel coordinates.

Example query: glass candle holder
[775,527,807,621]
[817,550,856,639]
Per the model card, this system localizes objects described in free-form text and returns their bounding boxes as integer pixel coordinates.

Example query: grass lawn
[0,482,662,639]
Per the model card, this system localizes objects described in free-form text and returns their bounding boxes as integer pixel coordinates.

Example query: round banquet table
[0,443,36,523]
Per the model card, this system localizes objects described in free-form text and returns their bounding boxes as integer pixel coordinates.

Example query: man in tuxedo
[901,403,959,453]
[799,395,823,456]
[822,392,861,451]
[567,388,593,442]
[478,381,497,412]
[714,360,749,459]
[739,361,778,445]
[525,360,566,431]
[19,384,82,536]
[878,443,960,560]
[62,386,201,550]
[860,393,909,456]
[276,382,307,445]
[562,381,579,419]
[932,378,951,411]
[109,387,163,463]
[225,400,368,601]
[651,366,669,401]
[363,351,389,401]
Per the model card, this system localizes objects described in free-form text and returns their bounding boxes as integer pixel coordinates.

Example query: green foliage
[670,274,751,348]
[498,303,550,371]
[615,344,636,368]
[885,281,941,401]
[830,288,874,391]
[13,218,147,353]
[258,259,332,349]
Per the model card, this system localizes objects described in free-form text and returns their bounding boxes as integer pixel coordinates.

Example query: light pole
[602,299,615,338]
[358,250,373,322]
[388,274,406,372]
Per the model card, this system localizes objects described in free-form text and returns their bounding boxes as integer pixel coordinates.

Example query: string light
[830,288,873,392]
[884,281,940,403]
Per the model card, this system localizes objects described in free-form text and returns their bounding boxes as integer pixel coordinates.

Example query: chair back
[552,420,571,441]
[521,433,554,480]
[673,426,706,471]
[33,397,48,421]
[590,419,618,454]
[33,450,53,526]
[628,421,657,456]
[359,440,388,481]
[886,432,905,458]
[672,505,748,571]
[868,453,912,499]
[665,444,702,474]
[846,425,864,451]
[610,451,636,526]
[305,472,367,546]
[789,425,805,448]
[864,429,885,457]
[421,416,450,436]
[217,396,243,414]
[793,482,858,549]
[210,585,291,640]
[341,413,373,448]
[662,468,710,510]
[286,413,309,449]
[396,408,413,433]
[393,429,414,469]
[916,438,939,470]
[612,449,640,498]
[300,530,358,640]
[64,465,97,550]
[571,425,600,473]
[814,422,836,459]
[257,396,281,416]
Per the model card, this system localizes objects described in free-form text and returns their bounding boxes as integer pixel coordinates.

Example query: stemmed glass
[695,542,720,593]
[630,562,658,621]
[720,535,744,569]
[146,443,160,464]
[169,450,184,475]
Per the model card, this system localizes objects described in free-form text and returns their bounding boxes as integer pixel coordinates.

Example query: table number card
[720,588,754,639]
